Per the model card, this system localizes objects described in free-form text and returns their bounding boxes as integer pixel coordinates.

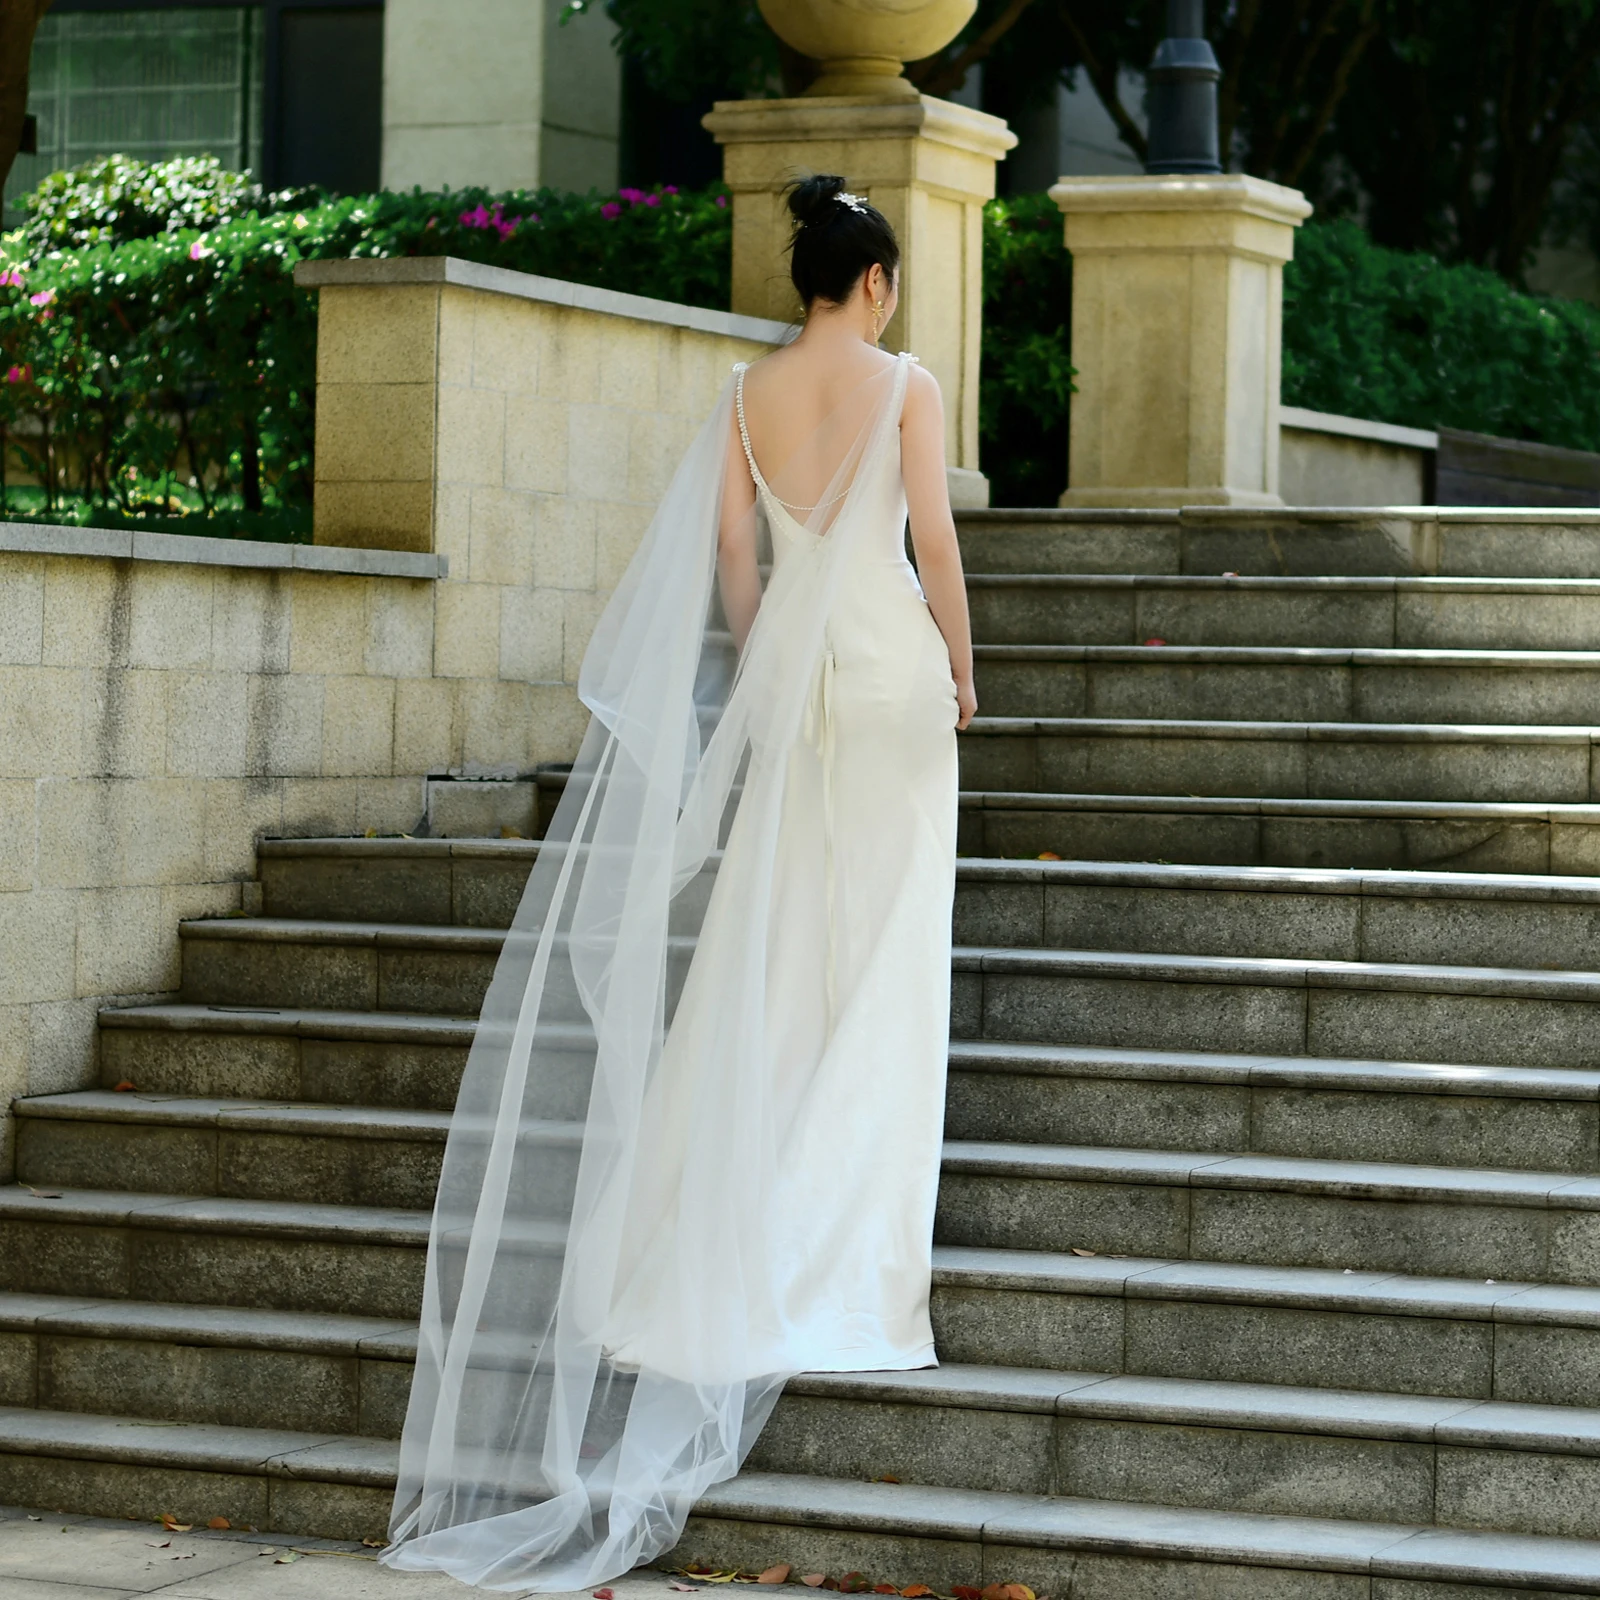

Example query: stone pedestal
[1050,174,1312,509]
[704,95,1016,509]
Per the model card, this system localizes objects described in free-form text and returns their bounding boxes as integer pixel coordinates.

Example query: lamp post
[1143,0,1222,174]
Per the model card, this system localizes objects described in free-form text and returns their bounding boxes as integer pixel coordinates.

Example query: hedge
[7,155,1600,526]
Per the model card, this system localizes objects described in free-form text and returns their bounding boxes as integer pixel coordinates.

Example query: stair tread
[14,1091,453,1139]
[932,1245,1600,1324]
[98,1002,478,1042]
[0,1291,412,1353]
[966,572,1600,592]
[976,644,1600,665]
[961,788,1600,819]
[968,715,1600,741]
[943,1140,1600,1205]
[702,1471,1600,1590]
[957,943,1600,999]
[0,1404,393,1484]
[950,1040,1600,1099]
[0,1184,432,1242]
[790,1364,1600,1450]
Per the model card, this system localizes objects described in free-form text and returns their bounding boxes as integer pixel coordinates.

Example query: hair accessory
[835,191,869,214]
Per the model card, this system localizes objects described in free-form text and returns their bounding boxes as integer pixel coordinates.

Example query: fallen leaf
[258,1548,278,1557]
[365,827,378,838]
[800,1577,827,1589]
[1069,1247,1097,1257]
[874,1586,899,1594]
[146,1540,171,1549]
[26,1188,62,1199]
[1142,637,1167,647]
[1036,852,1062,862]
[901,1588,935,1597]
[25,1515,39,1522]
[275,1550,301,1564]
[361,1537,388,1548]
[113,1081,136,1092]
[207,1516,230,1529]
[840,1579,871,1595]
[953,1587,984,1600]
[501,826,524,839]
[594,1588,615,1598]
[1222,571,1239,578]
[757,1566,791,1585]
[870,1475,901,1484]
[159,1515,192,1532]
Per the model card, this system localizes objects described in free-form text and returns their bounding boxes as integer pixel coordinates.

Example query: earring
[872,299,884,342]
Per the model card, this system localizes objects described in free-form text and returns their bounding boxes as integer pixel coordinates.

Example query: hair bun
[787,174,847,229]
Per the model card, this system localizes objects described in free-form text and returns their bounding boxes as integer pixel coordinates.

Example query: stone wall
[1280,405,1434,507]
[0,528,462,1170]
[296,256,788,769]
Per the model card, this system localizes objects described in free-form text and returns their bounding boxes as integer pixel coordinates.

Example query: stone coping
[293,254,795,346]
[0,520,448,579]
[1281,404,1439,452]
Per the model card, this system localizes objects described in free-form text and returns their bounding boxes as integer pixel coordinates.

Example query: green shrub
[980,192,1075,507]
[1282,219,1600,448]
[19,153,320,257]
[0,165,733,532]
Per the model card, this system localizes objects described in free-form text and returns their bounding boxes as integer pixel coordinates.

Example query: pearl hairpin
[835,191,869,213]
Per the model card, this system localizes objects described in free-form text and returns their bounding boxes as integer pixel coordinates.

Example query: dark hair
[786,174,901,308]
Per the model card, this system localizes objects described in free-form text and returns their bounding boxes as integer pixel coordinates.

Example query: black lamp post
[1143,0,1222,174]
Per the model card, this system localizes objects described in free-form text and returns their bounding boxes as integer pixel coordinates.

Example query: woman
[382,174,977,1593]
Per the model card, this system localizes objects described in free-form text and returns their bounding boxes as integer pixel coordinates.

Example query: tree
[0,0,52,196]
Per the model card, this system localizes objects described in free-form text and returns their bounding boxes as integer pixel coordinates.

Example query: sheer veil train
[380,353,922,1592]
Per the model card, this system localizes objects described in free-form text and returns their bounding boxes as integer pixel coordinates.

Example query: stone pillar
[704,95,1015,510]
[1051,174,1312,508]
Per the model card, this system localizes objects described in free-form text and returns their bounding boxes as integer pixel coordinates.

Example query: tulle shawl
[381,355,916,1591]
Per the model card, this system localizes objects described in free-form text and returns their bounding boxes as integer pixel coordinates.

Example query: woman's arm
[901,364,976,729]
[718,404,762,653]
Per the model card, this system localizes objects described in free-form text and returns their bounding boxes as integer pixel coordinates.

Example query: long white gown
[600,359,959,1380]
[382,350,959,1591]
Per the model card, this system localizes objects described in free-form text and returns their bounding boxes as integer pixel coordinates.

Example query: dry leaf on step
[1069,1248,1097,1257]
[207,1517,230,1529]
[159,1515,192,1533]
[757,1567,791,1585]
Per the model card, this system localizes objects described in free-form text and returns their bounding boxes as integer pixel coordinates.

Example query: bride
[381,173,977,1593]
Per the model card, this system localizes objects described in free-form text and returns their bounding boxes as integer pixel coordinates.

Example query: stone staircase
[8,507,1600,1591]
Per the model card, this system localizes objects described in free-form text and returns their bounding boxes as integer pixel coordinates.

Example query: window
[4,8,266,224]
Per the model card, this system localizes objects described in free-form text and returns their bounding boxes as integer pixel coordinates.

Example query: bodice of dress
[732,357,916,577]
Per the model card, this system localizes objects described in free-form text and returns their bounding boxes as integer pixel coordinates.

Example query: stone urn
[758,0,977,99]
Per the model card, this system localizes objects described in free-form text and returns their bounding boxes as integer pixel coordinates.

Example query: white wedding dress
[382,350,959,1591]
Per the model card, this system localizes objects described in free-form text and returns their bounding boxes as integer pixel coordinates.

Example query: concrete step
[946,1041,1600,1172]
[958,791,1600,874]
[10,1409,1600,1597]
[936,1141,1600,1287]
[932,1247,1600,1409]
[678,1469,1600,1596]
[956,506,1600,580]
[172,922,1600,1072]
[0,1185,430,1318]
[257,836,537,929]
[97,1002,478,1108]
[752,1362,1600,1540]
[965,573,1600,650]
[959,716,1600,804]
[0,1292,412,1439]
[974,644,1600,724]
[13,1093,452,1209]
[0,1405,393,1540]
[97,1004,1600,1172]
[956,859,1600,970]
[954,944,1600,1070]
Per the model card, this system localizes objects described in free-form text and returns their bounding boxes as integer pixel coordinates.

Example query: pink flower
[459,203,492,228]
[644,193,660,207]
[28,288,55,307]
[495,215,521,239]
[187,241,211,261]
[618,187,646,204]
[714,194,728,208]
[4,364,29,383]
[600,202,622,220]
[664,185,680,196]
[0,270,22,288]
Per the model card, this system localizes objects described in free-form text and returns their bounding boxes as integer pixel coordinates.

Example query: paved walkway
[0,1504,695,1599]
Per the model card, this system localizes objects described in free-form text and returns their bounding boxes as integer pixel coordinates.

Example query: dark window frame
[50,0,383,189]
